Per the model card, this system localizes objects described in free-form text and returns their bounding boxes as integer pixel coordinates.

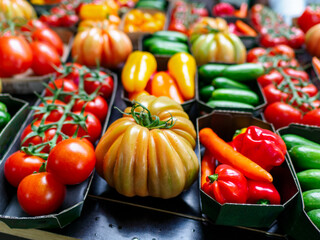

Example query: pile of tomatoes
[3,63,114,216]
[247,45,320,129]
[0,19,64,77]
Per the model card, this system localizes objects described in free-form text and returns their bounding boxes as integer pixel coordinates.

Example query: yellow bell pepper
[121,51,157,93]
[168,53,196,100]
[79,4,110,20]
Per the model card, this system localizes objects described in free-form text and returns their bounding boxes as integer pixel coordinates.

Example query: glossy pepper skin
[202,164,247,204]
[297,5,320,33]
[247,180,281,204]
[122,51,157,93]
[232,126,287,171]
[168,52,196,100]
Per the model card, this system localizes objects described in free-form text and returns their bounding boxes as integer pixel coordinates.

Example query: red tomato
[39,14,60,27]
[191,6,209,17]
[246,47,267,62]
[20,19,48,32]
[17,172,66,216]
[277,58,300,68]
[56,63,86,84]
[29,41,61,76]
[287,27,305,49]
[33,99,66,122]
[50,6,66,15]
[84,72,114,99]
[59,14,79,27]
[4,151,45,187]
[0,36,33,77]
[260,33,289,48]
[302,108,320,126]
[46,138,96,185]
[168,21,188,35]
[45,78,78,103]
[264,102,302,129]
[270,44,295,58]
[263,84,289,104]
[62,111,102,143]
[32,28,64,56]
[20,120,63,153]
[72,96,108,122]
[299,100,320,113]
[296,83,318,98]
[257,70,283,87]
[283,68,309,81]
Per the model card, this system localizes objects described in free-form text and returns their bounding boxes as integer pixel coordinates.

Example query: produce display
[1,0,320,239]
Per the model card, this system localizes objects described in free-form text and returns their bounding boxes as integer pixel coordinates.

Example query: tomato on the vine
[260,33,289,48]
[33,99,66,122]
[257,70,283,87]
[46,138,96,185]
[72,96,108,122]
[302,108,320,126]
[20,19,48,32]
[17,172,66,216]
[29,41,61,76]
[45,78,78,103]
[84,72,114,99]
[56,63,86,84]
[59,14,79,27]
[264,102,302,129]
[270,44,295,58]
[62,111,102,143]
[0,36,33,77]
[20,120,63,153]
[39,15,60,27]
[4,151,45,187]
[263,84,289,104]
[246,47,267,62]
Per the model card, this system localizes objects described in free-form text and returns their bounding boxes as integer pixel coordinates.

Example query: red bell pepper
[247,180,281,204]
[202,164,247,204]
[212,2,235,17]
[297,5,320,33]
[231,126,287,171]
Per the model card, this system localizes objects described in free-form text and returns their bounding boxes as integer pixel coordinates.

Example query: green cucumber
[212,77,250,90]
[135,1,166,11]
[206,100,254,110]
[307,209,320,229]
[198,64,228,84]
[297,169,320,191]
[152,31,188,43]
[199,85,214,102]
[149,43,188,55]
[143,38,188,51]
[210,88,259,106]
[221,63,265,82]
[303,189,320,212]
[281,134,320,151]
[289,145,320,170]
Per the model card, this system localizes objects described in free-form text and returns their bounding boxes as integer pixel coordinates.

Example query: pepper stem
[208,174,218,183]
[256,199,270,205]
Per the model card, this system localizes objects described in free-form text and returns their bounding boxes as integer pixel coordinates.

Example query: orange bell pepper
[150,71,184,104]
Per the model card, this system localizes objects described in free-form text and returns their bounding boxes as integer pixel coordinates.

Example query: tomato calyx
[120,101,176,129]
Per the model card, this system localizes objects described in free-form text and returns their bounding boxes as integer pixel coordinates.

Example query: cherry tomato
[29,41,61,76]
[283,68,309,81]
[33,99,66,122]
[20,19,48,32]
[277,58,300,68]
[287,27,305,49]
[257,70,283,87]
[4,151,45,187]
[264,102,302,129]
[0,36,33,77]
[46,138,96,185]
[299,100,320,113]
[302,108,320,126]
[84,72,114,99]
[32,28,64,56]
[295,83,318,98]
[56,63,86,84]
[45,78,78,103]
[72,96,108,122]
[270,44,295,58]
[168,21,188,35]
[20,120,63,153]
[17,172,66,216]
[62,111,102,143]
[260,33,289,48]
[246,47,267,63]
[263,84,289,104]
[39,15,60,27]
[59,14,79,27]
